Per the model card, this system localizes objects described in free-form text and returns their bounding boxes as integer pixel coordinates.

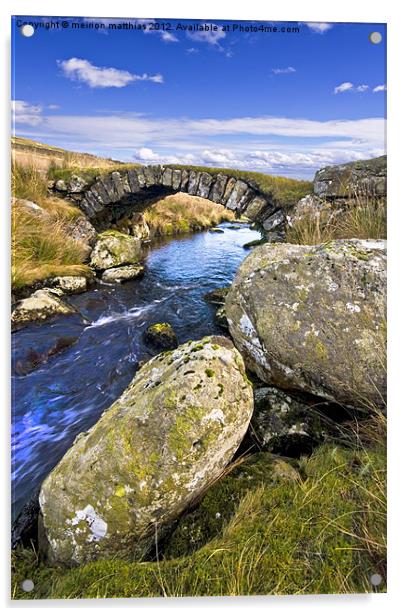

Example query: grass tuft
[12,163,90,289]
[286,195,387,245]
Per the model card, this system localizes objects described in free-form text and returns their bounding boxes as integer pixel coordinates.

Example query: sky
[11,16,386,179]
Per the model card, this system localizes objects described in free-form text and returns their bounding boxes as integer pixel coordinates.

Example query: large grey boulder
[90,230,142,270]
[313,156,386,199]
[226,240,386,409]
[38,336,253,565]
[11,289,75,331]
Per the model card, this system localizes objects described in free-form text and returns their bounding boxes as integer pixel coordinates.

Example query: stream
[11,222,260,520]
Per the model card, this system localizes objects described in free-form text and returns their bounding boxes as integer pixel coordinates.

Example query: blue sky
[11,16,386,179]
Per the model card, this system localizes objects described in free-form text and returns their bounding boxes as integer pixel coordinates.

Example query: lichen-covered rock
[214,306,228,330]
[55,179,67,192]
[251,387,329,455]
[209,227,224,233]
[52,276,88,294]
[313,156,386,199]
[115,213,150,242]
[90,230,142,270]
[67,174,90,193]
[38,336,253,566]
[11,289,76,331]
[101,264,144,283]
[286,194,344,228]
[226,240,386,409]
[64,216,97,257]
[143,322,178,351]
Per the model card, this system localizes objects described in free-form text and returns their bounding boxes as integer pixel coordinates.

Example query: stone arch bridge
[53,166,284,232]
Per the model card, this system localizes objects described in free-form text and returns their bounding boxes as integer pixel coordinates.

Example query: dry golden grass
[286,194,387,245]
[12,202,90,289]
[12,136,122,173]
[144,193,235,236]
[12,162,90,289]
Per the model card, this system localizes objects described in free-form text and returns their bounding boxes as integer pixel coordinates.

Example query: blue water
[11,222,260,519]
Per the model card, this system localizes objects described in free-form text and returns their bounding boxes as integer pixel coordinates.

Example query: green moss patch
[12,443,386,598]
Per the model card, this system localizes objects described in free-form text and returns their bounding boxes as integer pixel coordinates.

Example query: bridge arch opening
[54,165,282,234]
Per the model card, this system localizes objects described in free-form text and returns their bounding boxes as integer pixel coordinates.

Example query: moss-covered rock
[38,335,253,566]
[143,322,178,351]
[13,442,386,598]
[226,239,386,410]
[90,230,142,270]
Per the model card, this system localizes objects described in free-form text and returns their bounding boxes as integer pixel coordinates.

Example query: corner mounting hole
[370,573,382,586]
[21,24,35,37]
[369,31,382,44]
[21,579,34,592]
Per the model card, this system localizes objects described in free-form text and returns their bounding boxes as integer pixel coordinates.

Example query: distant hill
[12,136,124,172]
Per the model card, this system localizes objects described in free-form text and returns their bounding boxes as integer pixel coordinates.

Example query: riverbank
[12,163,235,294]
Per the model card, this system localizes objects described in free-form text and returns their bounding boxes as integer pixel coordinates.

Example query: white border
[1,1,402,614]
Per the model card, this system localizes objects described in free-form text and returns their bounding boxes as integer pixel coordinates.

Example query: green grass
[286,196,387,245]
[12,438,386,599]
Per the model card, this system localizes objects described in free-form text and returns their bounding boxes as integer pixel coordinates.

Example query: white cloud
[186,23,226,46]
[12,100,43,126]
[133,147,161,162]
[334,82,380,94]
[15,104,385,178]
[272,67,296,75]
[334,82,354,94]
[305,22,333,33]
[186,47,199,54]
[58,58,163,88]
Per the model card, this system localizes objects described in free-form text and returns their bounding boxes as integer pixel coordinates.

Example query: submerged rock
[204,287,230,305]
[101,264,145,283]
[90,230,142,270]
[226,239,386,409]
[38,336,253,566]
[143,322,178,351]
[11,289,76,331]
[14,335,79,376]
